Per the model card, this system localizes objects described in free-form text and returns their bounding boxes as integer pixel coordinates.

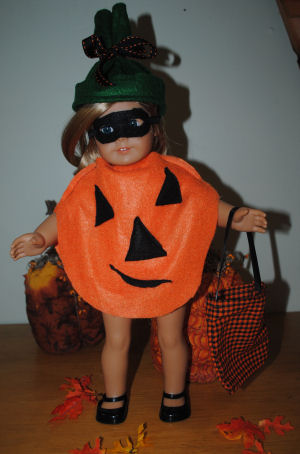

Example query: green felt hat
[72,3,165,115]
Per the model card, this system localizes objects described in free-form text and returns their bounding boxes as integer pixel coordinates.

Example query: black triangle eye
[95,185,114,226]
[155,167,182,206]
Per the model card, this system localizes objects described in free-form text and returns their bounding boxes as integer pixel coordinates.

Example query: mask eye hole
[100,125,114,135]
[128,118,144,128]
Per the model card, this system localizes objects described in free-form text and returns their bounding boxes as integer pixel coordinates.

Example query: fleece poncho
[55,152,219,318]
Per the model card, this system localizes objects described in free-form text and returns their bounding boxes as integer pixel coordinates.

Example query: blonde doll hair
[61,102,168,173]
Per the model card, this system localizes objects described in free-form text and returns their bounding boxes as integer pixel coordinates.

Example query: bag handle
[215,206,262,301]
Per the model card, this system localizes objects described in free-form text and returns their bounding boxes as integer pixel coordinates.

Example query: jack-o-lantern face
[55,152,219,318]
[94,166,182,288]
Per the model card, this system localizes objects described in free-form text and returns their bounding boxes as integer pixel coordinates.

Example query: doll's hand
[232,207,267,233]
[10,232,47,261]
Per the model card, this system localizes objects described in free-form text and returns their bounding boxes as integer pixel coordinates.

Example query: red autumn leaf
[60,376,97,403]
[243,439,272,454]
[217,417,265,449]
[49,396,83,422]
[49,376,97,423]
[61,376,91,393]
[258,416,294,436]
[70,437,106,454]
[242,421,265,449]
[219,415,294,454]
[253,439,267,454]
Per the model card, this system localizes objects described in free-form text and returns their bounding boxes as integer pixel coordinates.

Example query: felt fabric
[94,184,115,226]
[156,167,182,205]
[72,3,166,114]
[125,216,167,261]
[55,152,219,318]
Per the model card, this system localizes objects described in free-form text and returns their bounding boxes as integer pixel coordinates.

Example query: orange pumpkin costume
[55,152,219,318]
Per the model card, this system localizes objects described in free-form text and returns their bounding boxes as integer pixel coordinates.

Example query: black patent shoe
[96,393,128,424]
[159,390,191,422]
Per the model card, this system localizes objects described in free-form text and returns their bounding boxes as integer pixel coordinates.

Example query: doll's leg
[100,312,132,409]
[156,304,188,407]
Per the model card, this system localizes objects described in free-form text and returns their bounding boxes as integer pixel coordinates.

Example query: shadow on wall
[131,14,190,160]
[190,160,291,314]
[133,12,292,314]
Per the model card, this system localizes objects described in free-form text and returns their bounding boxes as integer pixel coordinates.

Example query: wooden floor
[0,313,299,454]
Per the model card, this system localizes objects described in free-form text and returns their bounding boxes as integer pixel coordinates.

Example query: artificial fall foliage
[70,424,150,454]
[49,376,97,423]
[258,416,295,436]
[217,417,265,447]
[110,424,150,453]
[70,437,106,454]
[50,378,150,453]
[217,416,294,454]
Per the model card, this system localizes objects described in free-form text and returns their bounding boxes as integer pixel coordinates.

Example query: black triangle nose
[125,217,167,261]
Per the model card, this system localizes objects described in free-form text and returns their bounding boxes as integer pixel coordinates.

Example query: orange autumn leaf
[111,438,135,454]
[258,416,295,436]
[109,423,150,453]
[70,425,148,454]
[136,423,151,449]
[217,418,244,440]
[217,417,265,449]
[70,437,106,454]
[49,376,97,423]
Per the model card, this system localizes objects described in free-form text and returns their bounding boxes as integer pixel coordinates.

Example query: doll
[10,3,267,425]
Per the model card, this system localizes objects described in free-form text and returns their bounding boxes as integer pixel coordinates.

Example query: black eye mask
[89,108,160,144]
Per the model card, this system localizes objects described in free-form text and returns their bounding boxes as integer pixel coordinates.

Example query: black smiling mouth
[110,264,172,288]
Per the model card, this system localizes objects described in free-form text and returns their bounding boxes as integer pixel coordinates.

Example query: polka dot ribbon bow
[82,34,158,86]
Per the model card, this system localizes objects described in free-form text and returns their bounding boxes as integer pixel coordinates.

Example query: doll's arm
[218,201,267,233]
[10,213,58,261]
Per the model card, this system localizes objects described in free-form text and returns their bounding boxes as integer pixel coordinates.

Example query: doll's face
[94,101,155,166]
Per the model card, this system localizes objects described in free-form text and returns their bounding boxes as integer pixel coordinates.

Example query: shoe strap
[163,391,185,399]
[102,393,127,403]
